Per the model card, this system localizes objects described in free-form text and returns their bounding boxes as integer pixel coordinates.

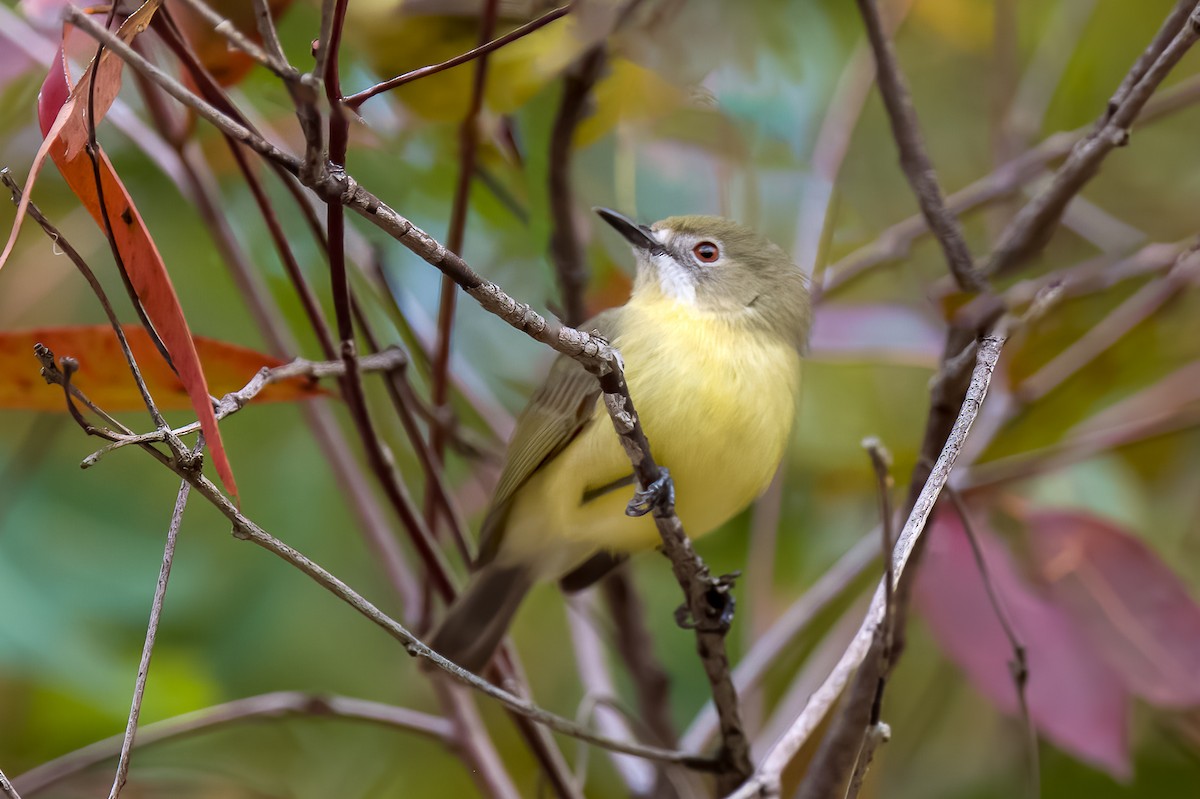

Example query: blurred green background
[2,0,1200,796]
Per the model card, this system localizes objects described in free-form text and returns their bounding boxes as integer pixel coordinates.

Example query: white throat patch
[652,251,696,304]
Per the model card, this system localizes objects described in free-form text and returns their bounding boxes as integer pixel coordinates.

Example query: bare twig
[428,0,500,545]
[0,768,22,799]
[793,442,896,799]
[945,487,1039,799]
[1016,242,1200,403]
[12,692,452,796]
[344,4,571,109]
[729,335,1005,799]
[567,594,661,797]
[854,0,984,293]
[172,0,293,77]
[31,351,717,772]
[1104,0,1197,118]
[862,439,895,634]
[107,471,192,799]
[548,45,608,325]
[600,569,678,750]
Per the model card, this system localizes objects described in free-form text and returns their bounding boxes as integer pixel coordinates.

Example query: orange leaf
[0,325,324,412]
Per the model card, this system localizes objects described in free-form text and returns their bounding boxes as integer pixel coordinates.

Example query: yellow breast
[500,296,800,575]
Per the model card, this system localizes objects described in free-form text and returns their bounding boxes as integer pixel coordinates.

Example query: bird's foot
[674,571,741,632]
[625,468,675,517]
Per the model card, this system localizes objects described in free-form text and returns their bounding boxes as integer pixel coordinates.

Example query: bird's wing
[475,309,623,566]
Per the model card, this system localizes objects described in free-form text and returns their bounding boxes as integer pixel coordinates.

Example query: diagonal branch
[982,2,1200,277]
[855,0,984,293]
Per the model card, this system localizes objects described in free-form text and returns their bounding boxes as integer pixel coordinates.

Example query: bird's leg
[625,467,675,517]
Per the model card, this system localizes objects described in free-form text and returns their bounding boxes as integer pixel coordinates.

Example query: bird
[430,208,812,672]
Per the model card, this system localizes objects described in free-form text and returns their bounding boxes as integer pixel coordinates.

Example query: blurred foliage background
[2,0,1200,796]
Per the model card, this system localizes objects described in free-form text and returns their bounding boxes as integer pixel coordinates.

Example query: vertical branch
[107,472,192,799]
[548,45,608,325]
[427,0,500,535]
[946,487,1039,799]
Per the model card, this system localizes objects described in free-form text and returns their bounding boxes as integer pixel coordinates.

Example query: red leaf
[915,514,1131,778]
[1027,510,1200,708]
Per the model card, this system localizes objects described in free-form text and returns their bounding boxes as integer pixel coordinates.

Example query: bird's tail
[428,564,534,673]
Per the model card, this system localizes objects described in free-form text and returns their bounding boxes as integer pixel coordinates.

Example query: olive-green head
[596,209,812,351]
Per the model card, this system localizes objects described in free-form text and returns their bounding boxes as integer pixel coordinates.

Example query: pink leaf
[1027,510,1200,708]
[916,514,1131,778]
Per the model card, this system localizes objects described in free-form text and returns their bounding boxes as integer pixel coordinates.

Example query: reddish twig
[548,45,608,325]
[344,4,571,109]
[427,0,500,545]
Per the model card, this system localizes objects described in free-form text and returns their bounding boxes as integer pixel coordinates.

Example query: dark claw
[674,571,742,632]
[674,603,696,630]
[626,468,675,517]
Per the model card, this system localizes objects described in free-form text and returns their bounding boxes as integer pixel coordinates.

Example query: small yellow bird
[431,209,811,671]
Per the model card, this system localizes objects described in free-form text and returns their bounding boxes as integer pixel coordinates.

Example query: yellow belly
[500,298,800,577]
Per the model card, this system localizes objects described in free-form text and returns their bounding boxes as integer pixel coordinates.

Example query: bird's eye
[693,241,720,264]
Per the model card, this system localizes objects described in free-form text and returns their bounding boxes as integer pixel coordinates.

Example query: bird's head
[596,208,811,350]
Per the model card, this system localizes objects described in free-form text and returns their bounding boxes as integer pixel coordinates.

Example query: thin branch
[548,45,608,325]
[171,0,294,78]
[982,2,1200,277]
[728,334,1005,799]
[1015,241,1200,404]
[427,0,500,546]
[107,471,192,799]
[793,442,896,799]
[601,569,679,752]
[0,768,22,799]
[862,439,895,637]
[344,4,571,109]
[844,723,891,799]
[1104,0,1197,119]
[854,0,984,293]
[12,692,452,796]
[80,349,407,466]
[945,487,1039,799]
[567,593,662,797]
